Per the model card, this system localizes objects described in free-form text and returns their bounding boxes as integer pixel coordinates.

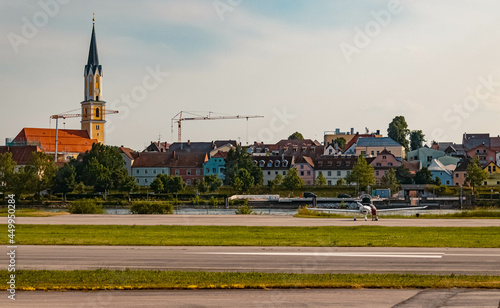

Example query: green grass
[295,206,500,219]
[0,208,69,217]
[2,270,499,290]
[3,224,500,247]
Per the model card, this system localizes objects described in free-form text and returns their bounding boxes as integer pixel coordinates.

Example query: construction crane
[171,111,264,143]
[50,109,119,161]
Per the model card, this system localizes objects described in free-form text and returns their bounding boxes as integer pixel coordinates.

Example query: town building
[369,150,401,184]
[453,158,470,186]
[314,156,358,186]
[131,152,170,186]
[428,159,454,186]
[355,137,405,159]
[204,151,228,181]
[253,155,293,185]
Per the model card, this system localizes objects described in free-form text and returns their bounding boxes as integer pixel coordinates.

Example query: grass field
[3,224,499,247]
[3,270,499,290]
[0,208,69,217]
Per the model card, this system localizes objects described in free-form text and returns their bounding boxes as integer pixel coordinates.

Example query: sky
[2,0,500,151]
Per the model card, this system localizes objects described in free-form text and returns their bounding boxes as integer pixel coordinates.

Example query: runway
[17,215,500,227]
[11,246,500,275]
[6,289,500,308]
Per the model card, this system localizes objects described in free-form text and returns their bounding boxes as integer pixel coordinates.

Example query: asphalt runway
[6,289,500,308]
[17,215,500,226]
[11,246,500,275]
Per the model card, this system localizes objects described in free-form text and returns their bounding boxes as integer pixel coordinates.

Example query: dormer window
[253,160,258,165]
[267,161,273,167]
[259,160,265,167]
[283,160,288,167]
[274,160,280,167]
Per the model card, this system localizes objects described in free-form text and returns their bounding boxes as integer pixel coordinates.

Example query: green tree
[282,168,304,190]
[267,174,283,190]
[410,130,426,151]
[198,175,223,193]
[151,174,186,194]
[53,164,76,201]
[232,176,244,191]
[334,137,346,150]
[0,153,17,199]
[336,178,345,186]
[224,145,262,186]
[315,173,327,186]
[166,176,186,193]
[387,116,410,151]
[235,169,254,191]
[380,168,400,193]
[73,182,86,194]
[345,156,376,191]
[465,157,488,194]
[414,167,434,184]
[288,132,304,140]
[24,152,57,200]
[118,175,139,196]
[396,165,413,184]
[150,176,165,194]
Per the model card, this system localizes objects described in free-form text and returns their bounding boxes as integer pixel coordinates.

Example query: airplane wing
[309,208,360,213]
[377,206,427,212]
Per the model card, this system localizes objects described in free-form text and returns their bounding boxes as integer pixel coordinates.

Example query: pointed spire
[85,15,102,76]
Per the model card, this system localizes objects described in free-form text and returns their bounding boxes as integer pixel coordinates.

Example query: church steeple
[82,15,106,144]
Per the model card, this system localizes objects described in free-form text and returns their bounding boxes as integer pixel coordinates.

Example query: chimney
[187,140,191,146]
[350,128,354,135]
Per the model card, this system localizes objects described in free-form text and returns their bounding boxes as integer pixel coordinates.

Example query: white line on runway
[195,252,444,258]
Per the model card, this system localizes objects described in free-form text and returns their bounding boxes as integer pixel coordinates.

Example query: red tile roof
[132,152,170,168]
[212,151,228,159]
[0,146,41,165]
[12,128,96,154]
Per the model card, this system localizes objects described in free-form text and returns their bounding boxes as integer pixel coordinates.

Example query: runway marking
[196,252,444,259]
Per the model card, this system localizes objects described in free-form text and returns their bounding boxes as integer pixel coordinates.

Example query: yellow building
[484,161,500,174]
[81,18,106,143]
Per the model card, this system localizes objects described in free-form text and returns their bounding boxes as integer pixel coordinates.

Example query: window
[382,155,386,159]
[371,151,374,155]
[175,169,179,175]
[275,171,278,175]
[484,181,488,185]
[494,166,497,172]
[283,171,286,175]
[497,181,500,185]
[388,163,393,167]
[145,179,148,184]
[145,170,148,174]
[347,171,351,175]
[327,180,332,186]
[300,171,304,176]
[307,171,311,175]
[337,171,341,176]
[318,161,323,166]
[259,160,265,167]
[455,173,459,178]
[488,166,492,172]
[300,165,304,169]
[274,161,280,167]
[446,181,450,185]
[427,156,432,162]
[196,170,200,175]
[376,163,381,167]
[187,179,191,185]
[376,171,379,176]
[283,161,288,167]
[318,171,322,175]
[206,168,209,173]
[162,169,165,173]
[96,125,100,130]
[327,171,332,176]
[136,170,139,174]
[213,168,216,173]
[268,171,271,175]
[96,107,100,117]
[187,169,191,175]
[267,161,273,167]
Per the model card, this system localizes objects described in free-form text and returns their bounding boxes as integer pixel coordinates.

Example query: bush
[229,198,248,206]
[130,202,174,214]
[297,205,314,216]
[235,204,253,215]
[69,199,104,214]
[208,197,220,206]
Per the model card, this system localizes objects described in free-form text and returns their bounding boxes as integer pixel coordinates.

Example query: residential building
[294,156,315,186]
[131,152,170,186]
[369,150,401,184]
[144,141,169,152]
[463,133,490,150]
[355,137,405,159]
[408,147,446,168]
[428,159,454,186]
[168,152,208,185]
[453,158,470,186]
[253,155,293,185]
[314,156,359,186]
[343,133,382,155]
[119,146,139,176]
[249,139,322,157]
[204,151,228,181]
[466,144,497,167]
[0,146,41,170]
[324,129,381,149]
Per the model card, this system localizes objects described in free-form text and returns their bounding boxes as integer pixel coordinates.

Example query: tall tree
[345,156,376,191]
[24,152,57,200]
[410,130,426,151]
[224,145,262,186]
[288,132,304,140]
[380,168,400,193]
[387,116,410,151]
[465,157,488,193]
[198,175,223,193]
[282,168,304,190]
[0,153,17,199]
[53,164,77,201]
[267,174,283,190]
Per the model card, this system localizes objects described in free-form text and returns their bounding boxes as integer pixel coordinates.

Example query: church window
[96,108,100,117]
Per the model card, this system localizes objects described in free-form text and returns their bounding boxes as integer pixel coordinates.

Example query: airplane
[309,202,427,221]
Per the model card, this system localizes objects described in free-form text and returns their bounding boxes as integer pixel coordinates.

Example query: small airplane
[309,202,427,221]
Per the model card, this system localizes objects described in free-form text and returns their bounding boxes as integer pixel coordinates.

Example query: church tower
[81,17,106,143]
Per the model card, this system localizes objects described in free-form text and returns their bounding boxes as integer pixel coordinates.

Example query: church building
[8,18,108,162]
